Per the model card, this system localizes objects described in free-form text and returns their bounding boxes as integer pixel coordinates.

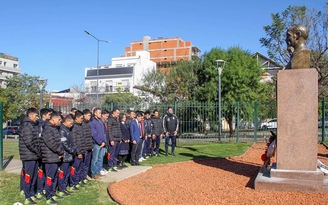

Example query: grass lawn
[0,139,252,205]
[141,141,252,166]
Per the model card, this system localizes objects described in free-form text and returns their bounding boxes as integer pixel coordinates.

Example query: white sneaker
[100,170,107,175]
[101,168,108,174]
[138,158,144,162]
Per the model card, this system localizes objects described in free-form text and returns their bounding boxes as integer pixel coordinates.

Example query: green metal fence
[47,99,328,143]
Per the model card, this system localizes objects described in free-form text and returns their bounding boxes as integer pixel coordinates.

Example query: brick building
[123,36,201,69]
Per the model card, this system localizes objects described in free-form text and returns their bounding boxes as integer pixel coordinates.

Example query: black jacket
[72,121,86,155]
[19,117,41,161]
[144,118,152,137]
[59,124,77,162]
[151,116,164,136]
[40,121,64,163]
[82,119,93,151]
[119,122,130,151]
[163,113,179,136]
[107,115,122,142]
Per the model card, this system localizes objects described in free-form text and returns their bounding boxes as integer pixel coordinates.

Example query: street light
[38,78,46,110]
[84,30,110,107]
[216,59,225,141]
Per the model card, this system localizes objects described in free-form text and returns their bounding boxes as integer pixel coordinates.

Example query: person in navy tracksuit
[35,108,51,200]
[69,110,86,191]
[58,116,76,197]
[40,111,64,204]
[81,109,93,184]
[19,108,42,204]
[130,112,143,165]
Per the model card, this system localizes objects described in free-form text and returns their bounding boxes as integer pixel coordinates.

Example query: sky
[1,0,326,92]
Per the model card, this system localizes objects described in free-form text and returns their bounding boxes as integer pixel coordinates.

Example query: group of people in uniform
[19,106,179,205]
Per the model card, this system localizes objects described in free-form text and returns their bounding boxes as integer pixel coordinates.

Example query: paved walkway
[3,158,152,183]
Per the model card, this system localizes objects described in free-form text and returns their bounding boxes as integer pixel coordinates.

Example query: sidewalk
[3,158,152,183]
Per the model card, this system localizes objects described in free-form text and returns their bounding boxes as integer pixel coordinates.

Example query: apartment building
[85,50,156,97]
[0,53,22,88]
[123,36,201,69]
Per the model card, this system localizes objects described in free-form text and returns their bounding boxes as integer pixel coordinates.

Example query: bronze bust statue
[285,24,310,69]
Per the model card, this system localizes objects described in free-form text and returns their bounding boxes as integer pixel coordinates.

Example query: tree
[4,73,47,120]
[197,47,267,136]
[137,68,174,103]
[167,60,201,101]
[102,90,142,106]
[260,4,328,97]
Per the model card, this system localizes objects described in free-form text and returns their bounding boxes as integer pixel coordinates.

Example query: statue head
[286,24,309,54]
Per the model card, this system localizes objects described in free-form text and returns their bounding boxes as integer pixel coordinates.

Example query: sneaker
[24,198,37,205]
[31,196,42,202]
[156,154,160,157]
[63,190,72,195]
[122,163,128,168]
[46,197,58,205]
[100,170,107,175]
[145,156,150,159]
[113,166,121,170]
[78,181,85,187]
[20,190,25,196]
[35,192,44,200]
[68,186,79,192]
[172,153,176,156]
[138,158,144,162]
[101,168,108,174]
[75,184,82,189]
[57,191,70,197]
[109,167,118,172]
[83,179,88,184]
[65,188,74,194]
[52,195,64,201]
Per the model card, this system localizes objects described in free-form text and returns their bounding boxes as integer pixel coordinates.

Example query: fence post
[110,102,114,111]
[0,102,3,170]
[45,102,49,108]
[322,98,326,143]
[174,100,177,115]
[236,102,240,143]
[253,102,258,143]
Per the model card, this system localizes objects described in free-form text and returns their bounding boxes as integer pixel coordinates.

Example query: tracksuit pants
[36,159,45,194]
[82,150,91,179]
[22,160,38,199]
[45,163,59,200]
[58,162,70,192]
[108,141,120,169]
[70,156,82,187]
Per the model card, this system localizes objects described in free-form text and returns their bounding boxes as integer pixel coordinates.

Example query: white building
[253,52,282,83]
[0,53,22,88]
[84,50,156,97]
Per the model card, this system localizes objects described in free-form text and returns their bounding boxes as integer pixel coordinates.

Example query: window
[3,62,6,66]
[13,64,18,68]
[0,61,2,65]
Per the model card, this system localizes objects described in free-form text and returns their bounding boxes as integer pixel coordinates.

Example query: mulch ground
[108,143,328,205]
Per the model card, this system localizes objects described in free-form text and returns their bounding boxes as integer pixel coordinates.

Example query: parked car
[318,119,328,128]
[260,118,277,130]
[2,126,19,135]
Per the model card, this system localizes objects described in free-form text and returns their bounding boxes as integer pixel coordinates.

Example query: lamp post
[84,30,110,107]
[216,59,225,141]
[38,78,46,110]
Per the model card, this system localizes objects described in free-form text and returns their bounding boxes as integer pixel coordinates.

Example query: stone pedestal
[255,69,328,193]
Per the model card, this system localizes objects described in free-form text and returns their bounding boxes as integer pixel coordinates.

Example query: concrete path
[2,157,152,183]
